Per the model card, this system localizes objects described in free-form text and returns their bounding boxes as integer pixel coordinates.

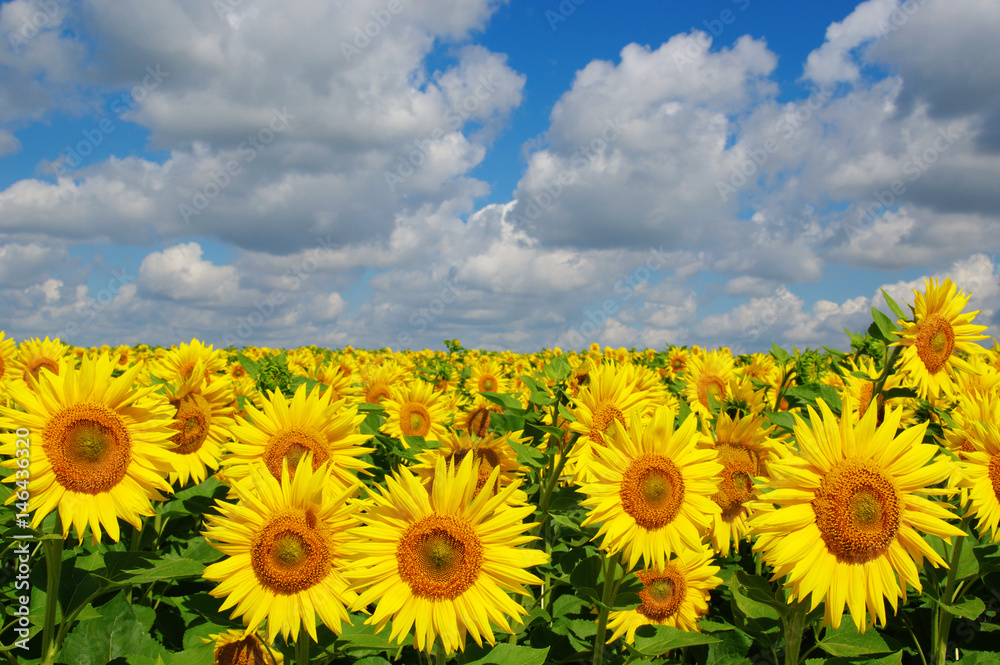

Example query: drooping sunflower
[681,350,736,418]
[704,411,784,557]
[839,357,914,428]
[892,278,989,399]
[12,336,70,384]
[456,393,503,438]
[0,353,175,544]
[958,394,1000,543]
[162,365,237,487]
[607,543,722,643]
[576,406,723,572]
[0,331,17,401]
[342,455,549,654]
[202,458,358,644]
[750,394,965,631]
[380,380,452,444]
[202,629,283,665]
[224,383,372,490]
[411,429,528,502]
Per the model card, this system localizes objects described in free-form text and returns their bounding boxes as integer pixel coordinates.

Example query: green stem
[870,344,902,403]
[592,550,621,665]
[295,634,311,665]
[435,638,448,665]
[39,533,64,665]
[781,598,809,665]
[932,524,969,665]
[902,612,928,665]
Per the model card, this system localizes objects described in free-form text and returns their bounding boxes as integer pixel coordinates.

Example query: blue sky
[1,0,998,352]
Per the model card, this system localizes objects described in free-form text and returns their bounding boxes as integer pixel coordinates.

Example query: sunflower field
[1,277,999,665]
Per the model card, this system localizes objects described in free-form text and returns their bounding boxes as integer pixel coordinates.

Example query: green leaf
[766,411,797,430]
[506,437,545,468]
[729,577,780,648]
[819,622,892,657]
[236,352,260,378]
[545,355,572,381]
[631,623,721,655]
[881,288,907,320]
[160,642,215,665]
[771,342,791,364]
[479,391,524,411]
[956,652,1000,664]
[881,387,919,401]
[62,591,167,665]
[465,644,550,665]
[123,553,205,584]
[871,306,898,341]
[935,596,986,620]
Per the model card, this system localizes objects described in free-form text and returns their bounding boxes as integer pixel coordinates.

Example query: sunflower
[148,338,227,385]
[840,357,912,427]
[606,543,722,643]
[359,361,407,406]
[666,347,689,379]
[380,381,452,444]
[750,394,965,631]
[958,394,1000,543]
[457,394,503,438]
[0,331,17,400]
[567,362,657,482]
[464,357,509,396]
[0,353,175,544]
[311,361,360,404]
[411,429,528,502]
[681,350,736,418]
[342,455,549,654]
[202,457,358,644]
[162,365,237,487]
[705,411,783,557]
[224,383,372,490]
[13,336,70,383]
[892,278,989,399]
[576,406,722,572]
[202,629,283,665]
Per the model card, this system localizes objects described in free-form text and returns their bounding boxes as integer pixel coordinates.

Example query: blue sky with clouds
[1,0,998,353]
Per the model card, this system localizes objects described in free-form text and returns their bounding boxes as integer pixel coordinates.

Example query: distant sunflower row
[0,277,998,658]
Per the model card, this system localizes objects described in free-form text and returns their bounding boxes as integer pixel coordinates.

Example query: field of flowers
[1,277,999,665]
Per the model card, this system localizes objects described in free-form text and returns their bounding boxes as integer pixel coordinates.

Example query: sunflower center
[636,567,686,621]
[250,511,330,595]
[697,374,726,410]
[169,392,213,455]
[263,429,328,480]
[592,403,625,447]
[396,514,483,600]
[620,454,685,530]
[813,460,901,565]
[26,357,59,382]
[44,403,132,495]
[400,402,431,437]
[478,376,497,393]
[915,314,955,374]
[215,635,268,665]
[989,454,1000,501]
[366,384,391,405]
[714,443,758,513]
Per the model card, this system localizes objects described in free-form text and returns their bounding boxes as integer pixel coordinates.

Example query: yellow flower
[202,629,283,665]
[342,455,548,654]
[750,395,965,631]
[0,354,175,544]
[202,457,358,644]
[380,380,452,444]
[576,406,722,572]
[959,394,1000,543]
[892,278,989,399]
[681,350,736,417]
[411,429,528,503]
[607,543,722,643]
